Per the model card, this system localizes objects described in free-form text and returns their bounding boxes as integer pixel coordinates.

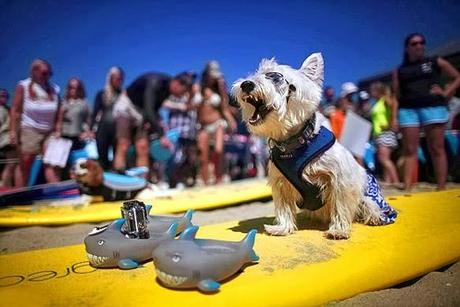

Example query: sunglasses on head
[409,40,425,47]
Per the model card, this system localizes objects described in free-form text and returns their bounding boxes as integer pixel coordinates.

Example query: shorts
[20,128,51,154]
[398,106,449,128]
[375,130,398,149]
[115,116,149,141]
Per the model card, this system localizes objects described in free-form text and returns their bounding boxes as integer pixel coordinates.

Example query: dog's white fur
[232,53,383,239]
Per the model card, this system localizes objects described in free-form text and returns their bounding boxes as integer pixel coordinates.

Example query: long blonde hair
[370,82,391,100]
[103,66,124,105]
[29,59,55,100]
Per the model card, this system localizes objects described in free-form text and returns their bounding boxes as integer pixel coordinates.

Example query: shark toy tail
[146,204,153,215]
[166,223,178,238]
[241,229,259,262]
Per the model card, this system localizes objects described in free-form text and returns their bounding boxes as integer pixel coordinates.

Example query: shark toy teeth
[84,200,193,269]
[152,226,259,292]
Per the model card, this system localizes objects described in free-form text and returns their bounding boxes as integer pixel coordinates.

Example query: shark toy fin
[179,225,199,240]
[166,223,178,238]
[118,258,139,270]
[113,218,125,230]
[241,229,257,248]
[242,229,259,262]
[183,209,193,222]
[146,204,153,214]
[198,279,221,292]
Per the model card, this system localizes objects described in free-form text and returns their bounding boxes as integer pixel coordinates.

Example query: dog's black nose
[240,80,255,94]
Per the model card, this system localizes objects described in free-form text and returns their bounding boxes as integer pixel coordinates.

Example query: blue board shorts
[398,106,449,128]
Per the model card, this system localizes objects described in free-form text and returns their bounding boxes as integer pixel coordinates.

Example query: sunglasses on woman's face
[409,40,425,47]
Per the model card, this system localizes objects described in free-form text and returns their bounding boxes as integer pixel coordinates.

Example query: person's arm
[54,99,64,137]
[9,84,24,145]
[216,78,229,106]
[217,78,237,131]
[0,107,9,136]
[384,95,398,131]
[78,101,92,139]
[391,70,400,131]
[143,78,165,137]
[436,57,460,99]
[162,99,187,111]
[90,92,103,131]
[143,78,158,126]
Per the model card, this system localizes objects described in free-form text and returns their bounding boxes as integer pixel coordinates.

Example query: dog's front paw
[324,229,350,240]
[264,224,295,236]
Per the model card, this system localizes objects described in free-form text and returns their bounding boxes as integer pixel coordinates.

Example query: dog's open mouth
[245,96,272,125]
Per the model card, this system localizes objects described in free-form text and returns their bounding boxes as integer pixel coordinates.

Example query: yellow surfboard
[0,190,459,306]
[0,178,271,227]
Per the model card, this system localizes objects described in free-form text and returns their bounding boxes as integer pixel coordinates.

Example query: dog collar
[268,113,316,154]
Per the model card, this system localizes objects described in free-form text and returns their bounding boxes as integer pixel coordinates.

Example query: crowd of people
[1,33,459,192]
[320,33,460,191]
[0,59,263,190]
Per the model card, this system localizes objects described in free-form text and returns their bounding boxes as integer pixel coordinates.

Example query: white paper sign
[43,137,73,167]
[340,111,372,158]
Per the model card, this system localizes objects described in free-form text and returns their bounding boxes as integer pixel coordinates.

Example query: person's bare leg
[135,137,150,168]
[13,164,21,187]
[41,140,61,183]
[114,137,130,170]
[401,127,420,191]
[424,123,447,190]
[214,125,225,184]
[377,145,400,184]
[44,165,60,183]
[17,153,36,187]
[1,163,15,187]
[197,130,210,185]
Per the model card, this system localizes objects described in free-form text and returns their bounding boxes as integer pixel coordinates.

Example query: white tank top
[20,78,60,132]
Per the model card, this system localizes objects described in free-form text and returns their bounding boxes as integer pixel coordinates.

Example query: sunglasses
[409,40,425,47]
[265,72,288,86]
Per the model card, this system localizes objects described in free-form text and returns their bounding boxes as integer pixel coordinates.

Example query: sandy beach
[0,181,459,306]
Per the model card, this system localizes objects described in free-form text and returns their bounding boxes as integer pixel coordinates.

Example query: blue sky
[1,0,459,105]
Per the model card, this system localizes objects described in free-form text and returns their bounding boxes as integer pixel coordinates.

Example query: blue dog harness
[269,119,397,224]
[270,123,336,211]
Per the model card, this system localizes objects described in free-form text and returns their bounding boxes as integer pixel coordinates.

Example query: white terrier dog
[232,53,396,239]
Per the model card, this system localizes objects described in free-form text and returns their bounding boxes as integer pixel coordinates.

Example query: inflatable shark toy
[152,226,259,292]
[84,200,193,269]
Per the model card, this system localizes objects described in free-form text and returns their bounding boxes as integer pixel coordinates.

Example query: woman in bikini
[197,61,236,185]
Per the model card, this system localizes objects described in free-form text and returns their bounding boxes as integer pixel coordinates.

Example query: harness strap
[270,126,336,210]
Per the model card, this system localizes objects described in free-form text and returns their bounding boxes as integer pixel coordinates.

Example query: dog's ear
[299,53,324,87]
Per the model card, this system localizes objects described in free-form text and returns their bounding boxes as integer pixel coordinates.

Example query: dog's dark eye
[265,72,284,85]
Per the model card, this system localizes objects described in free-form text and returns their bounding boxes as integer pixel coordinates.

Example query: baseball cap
[359,91,370,101]
[340,82,358,98]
